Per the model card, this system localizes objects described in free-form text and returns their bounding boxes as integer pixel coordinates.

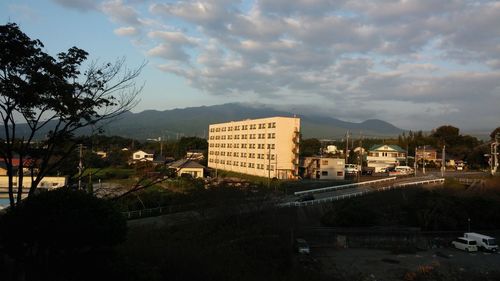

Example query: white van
[344,164,359,175]
[394,166,414,175]
[464,233,498,252]
[451,237,478,252]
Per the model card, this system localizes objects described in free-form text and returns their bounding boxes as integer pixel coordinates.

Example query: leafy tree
[491,127,500,140]
[0,23,143,207]
[172,136,208,159]
[0,188,127,280]
[299,138,321,157]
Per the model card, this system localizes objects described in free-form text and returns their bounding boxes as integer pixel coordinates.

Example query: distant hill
[102,103,404,139]
[0,103,404,140]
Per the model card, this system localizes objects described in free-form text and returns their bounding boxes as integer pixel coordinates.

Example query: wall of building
[0,175,68,189]
[367,145,406,172]
[301,157,345,180]
[178,168,204,179]
[208,117,300,179]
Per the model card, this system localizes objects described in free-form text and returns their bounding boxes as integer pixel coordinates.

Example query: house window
[322,171,328,176]
[337,171,343,176]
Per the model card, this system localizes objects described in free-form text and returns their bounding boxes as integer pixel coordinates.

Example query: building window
[322,171,328,176]
[322,160,329,165]
[337,171,343,176]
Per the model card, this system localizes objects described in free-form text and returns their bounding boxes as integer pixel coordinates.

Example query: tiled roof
[168,159,206,169]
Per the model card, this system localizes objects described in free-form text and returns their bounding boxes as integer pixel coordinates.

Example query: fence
[122,202,203,220]
[293,177,397,196]
[281,178,445,207]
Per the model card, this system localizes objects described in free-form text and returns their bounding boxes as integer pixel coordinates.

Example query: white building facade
[208,117,300,179]
[366,144,406,172]
[300,157,345,180]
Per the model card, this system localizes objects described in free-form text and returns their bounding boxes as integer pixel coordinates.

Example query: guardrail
[293,177,397,196]
[122,202,204,220]
[282,178,445,207]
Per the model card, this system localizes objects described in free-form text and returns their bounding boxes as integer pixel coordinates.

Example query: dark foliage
[0,188,127,281]
[322,185,500,231]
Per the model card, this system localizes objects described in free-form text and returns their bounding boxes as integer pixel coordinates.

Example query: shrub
[0,188,127,280]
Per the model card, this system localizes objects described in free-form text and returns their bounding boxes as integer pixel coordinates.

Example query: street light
[467,218,471,232]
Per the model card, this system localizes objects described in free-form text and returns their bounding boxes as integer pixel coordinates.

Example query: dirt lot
[309,247,500,281]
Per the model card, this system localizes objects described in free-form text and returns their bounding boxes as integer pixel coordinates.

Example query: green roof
[368,144,406,153]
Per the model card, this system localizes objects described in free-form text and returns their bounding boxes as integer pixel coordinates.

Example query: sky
[1,0,499,131]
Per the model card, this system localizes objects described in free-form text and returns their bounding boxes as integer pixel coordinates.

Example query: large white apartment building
[207,117,300,179]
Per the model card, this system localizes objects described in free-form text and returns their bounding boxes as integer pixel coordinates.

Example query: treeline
[301,125,500,168]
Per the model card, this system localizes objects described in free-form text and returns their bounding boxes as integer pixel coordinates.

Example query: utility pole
[414,147,417,177]
[268,145,272,189]
[441,145,446,177]
[358,133,363,182]
[345,131,350,163]
[423,145,426,174]
[492,134,499,175]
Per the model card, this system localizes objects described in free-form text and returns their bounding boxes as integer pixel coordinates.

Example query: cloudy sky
[1,0,499,131]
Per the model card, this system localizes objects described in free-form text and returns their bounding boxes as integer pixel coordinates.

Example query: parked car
[451,237,478,252]
[345,164,359,175]
[295,238,310,254]
[362,167,374,176]
[390,166,415,176]
[464,232,498,252]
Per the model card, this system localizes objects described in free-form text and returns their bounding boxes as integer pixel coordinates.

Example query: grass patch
[82,167,135,180]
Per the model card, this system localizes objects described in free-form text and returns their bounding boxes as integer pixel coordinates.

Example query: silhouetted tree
[299,138,321,157]
[491,127,500,140]
[0,23,144,207]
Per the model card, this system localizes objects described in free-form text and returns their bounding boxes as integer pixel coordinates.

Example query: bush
[0,188,127,280]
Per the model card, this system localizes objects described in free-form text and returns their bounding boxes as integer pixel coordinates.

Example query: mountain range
[0,103,404,140]
[102,103,404,140]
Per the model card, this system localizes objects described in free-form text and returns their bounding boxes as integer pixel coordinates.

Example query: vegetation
[0,23,143,206]
[113,208,307,281]
[322,178,500,231]
[0,188,127,281]
[300,125,498,169]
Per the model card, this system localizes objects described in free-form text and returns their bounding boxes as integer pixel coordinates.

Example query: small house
[168,159,206,179]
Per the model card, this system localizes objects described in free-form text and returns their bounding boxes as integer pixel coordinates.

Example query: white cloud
[52,0,500,129]
[114,26,139,36]
[100,0,142,26]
